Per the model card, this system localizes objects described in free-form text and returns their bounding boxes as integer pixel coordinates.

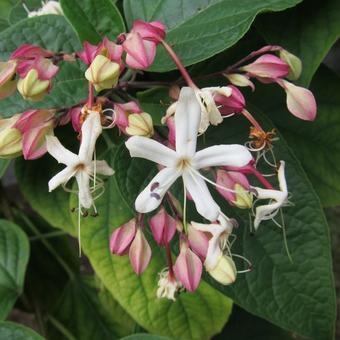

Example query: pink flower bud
[277,79,316,121]
[166,116,176,147]
[114,101,142,131]
[10,44,53,60]
[99,38,124,70]
[173,237,202,292]
[77,41,99,65]
[123,32,157,70]
[187,224,208,260]
[110,219,137,255]
[129,228,152,275]
[149,207,177,246]
[241,54,289,79]
[214,85,245,115]
[216,170,252,209]
[0,60,17,99]
[131,20,166,43]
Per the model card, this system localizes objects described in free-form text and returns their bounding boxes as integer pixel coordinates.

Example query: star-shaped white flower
[46,110,114,209]
[253,161,288,229]
[125,87,253,221]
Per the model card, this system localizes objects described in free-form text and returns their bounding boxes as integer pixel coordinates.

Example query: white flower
[46,110,114,209]
[25,1,63,17]
[156,269,183,301]
[253,161,288,229]
[125,87,252,221]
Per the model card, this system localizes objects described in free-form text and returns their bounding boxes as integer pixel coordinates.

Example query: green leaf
[251,66,340,207]
[0,160,10,178]
[0,15,87,117]
[49,275,133,340]
[123,0,302,72]
[0,219,30,320]
[61,0,125,44]
[8,0,42,25]
[121,335,173,340]
[257,0,340,86]
[0,321,43,340]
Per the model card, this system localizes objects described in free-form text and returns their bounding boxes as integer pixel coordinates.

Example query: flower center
[74,163,86,171]
[176,157,191,171]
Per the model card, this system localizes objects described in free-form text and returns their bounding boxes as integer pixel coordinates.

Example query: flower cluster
[0,18,316,301]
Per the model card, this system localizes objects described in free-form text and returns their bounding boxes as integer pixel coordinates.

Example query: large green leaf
[0,15,87,117]
[49,275,134,340]
[61,0,125,44]
[0,321,43,340]
[257,0,340,86]
[251,66,340,207]
[121,335,173,340]
[0,219,30,320]
[123,0,302,72]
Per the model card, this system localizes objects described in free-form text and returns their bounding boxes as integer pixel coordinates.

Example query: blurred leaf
[121,335,173,340]
[0,160,10,178]
[0,219,30,320]
[0,321,43,339]
[9,0,42,25]
[123,0,302,72]
[257,0,340,86]
[61,0,125,44]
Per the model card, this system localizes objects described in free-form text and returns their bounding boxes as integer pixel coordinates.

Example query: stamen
[231,253,253,273]
[78,199,82,257]
[182,179,188,234]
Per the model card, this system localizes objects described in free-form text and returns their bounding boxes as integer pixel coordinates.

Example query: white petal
[253,198,283,230]
[193,144,252,169]
[198,89,222,126]
[277,161,287,192]
[135,167,180,213]
[183,171,220,221]
[46,135,78,165]
[92,160,114,176]
[125,136,177,167]
[78,111,102,162]
[48,166,75,191]
[175,87,201,157]
[75,171,92,209]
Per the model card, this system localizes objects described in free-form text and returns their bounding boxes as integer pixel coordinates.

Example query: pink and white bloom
[157,268,183,301]
[125,87,253,221]
[253,161,288,230]
[46,110,114,209]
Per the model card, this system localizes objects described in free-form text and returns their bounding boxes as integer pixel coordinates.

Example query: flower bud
[276,79,316,121]
[149,207,177,246]
[166,116,176,147]
[224,73,255,91]
[129,228,152,275]
[208,255,237,285]
[173,237,202,292]
[17,69,49,101]
[187,224,208,260]
[125,112,154,137]
[0,115,22,158]
[110,219,136,255]
[0,60,17,100]
[241,54,289,79]
[214,85,245,115]
[131,20,166,42]
[279,49,302,80]
[216,170,252,209]
[85,55,120,91]
[113,101,142,131]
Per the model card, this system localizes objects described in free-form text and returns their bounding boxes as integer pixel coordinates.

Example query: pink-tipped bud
[10,44,53,60]
[77,41,99,65]
[277,79,316,121]
[0,115,22,159]
[214,85,245,115]
[187,224,208,260]
[129,228,152,275]
[113,101,142,131]
[166,116,176,147]
[99,38,124,70]
[149,207,177,246]
[279,49,302,81]
[17,56,59,80]
[241,54,289,79]
[216,170,252,209]
[0,60,17,99]
[224,73,255,91]
[131,20,166,43]
[110,219,137,255]
[173,237,202,292]
[70,107,82,132]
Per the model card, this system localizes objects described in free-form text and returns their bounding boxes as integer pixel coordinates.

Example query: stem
[165,243,175,279]
[249,166,273,189]
[241,109,264,132]
[47,315,76,340]
[87,82,94,109]
[182,183,188,234]
[161,40,196,87]
[29,230,68,241]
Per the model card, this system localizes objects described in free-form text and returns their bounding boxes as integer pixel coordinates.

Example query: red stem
[161,40,196,88]
[241,109,264,132]
[87,82,94,109]
[165,243,175,279]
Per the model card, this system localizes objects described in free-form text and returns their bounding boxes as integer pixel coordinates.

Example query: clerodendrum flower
[125,87,253,221]
[253,161,288,229]
[46,110,114,209]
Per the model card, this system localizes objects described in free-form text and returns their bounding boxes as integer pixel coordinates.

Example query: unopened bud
[207,255,237,285]
[0,115,22,158]
[224,73,255,91]
[0,60,17,99]
[279,49,302,81]
[17,69,49,101]
[85,55,120,91]
[125,112,154,137]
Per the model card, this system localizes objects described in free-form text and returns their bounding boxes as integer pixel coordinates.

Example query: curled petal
[129,228,152,274]
[110,219,136,255]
